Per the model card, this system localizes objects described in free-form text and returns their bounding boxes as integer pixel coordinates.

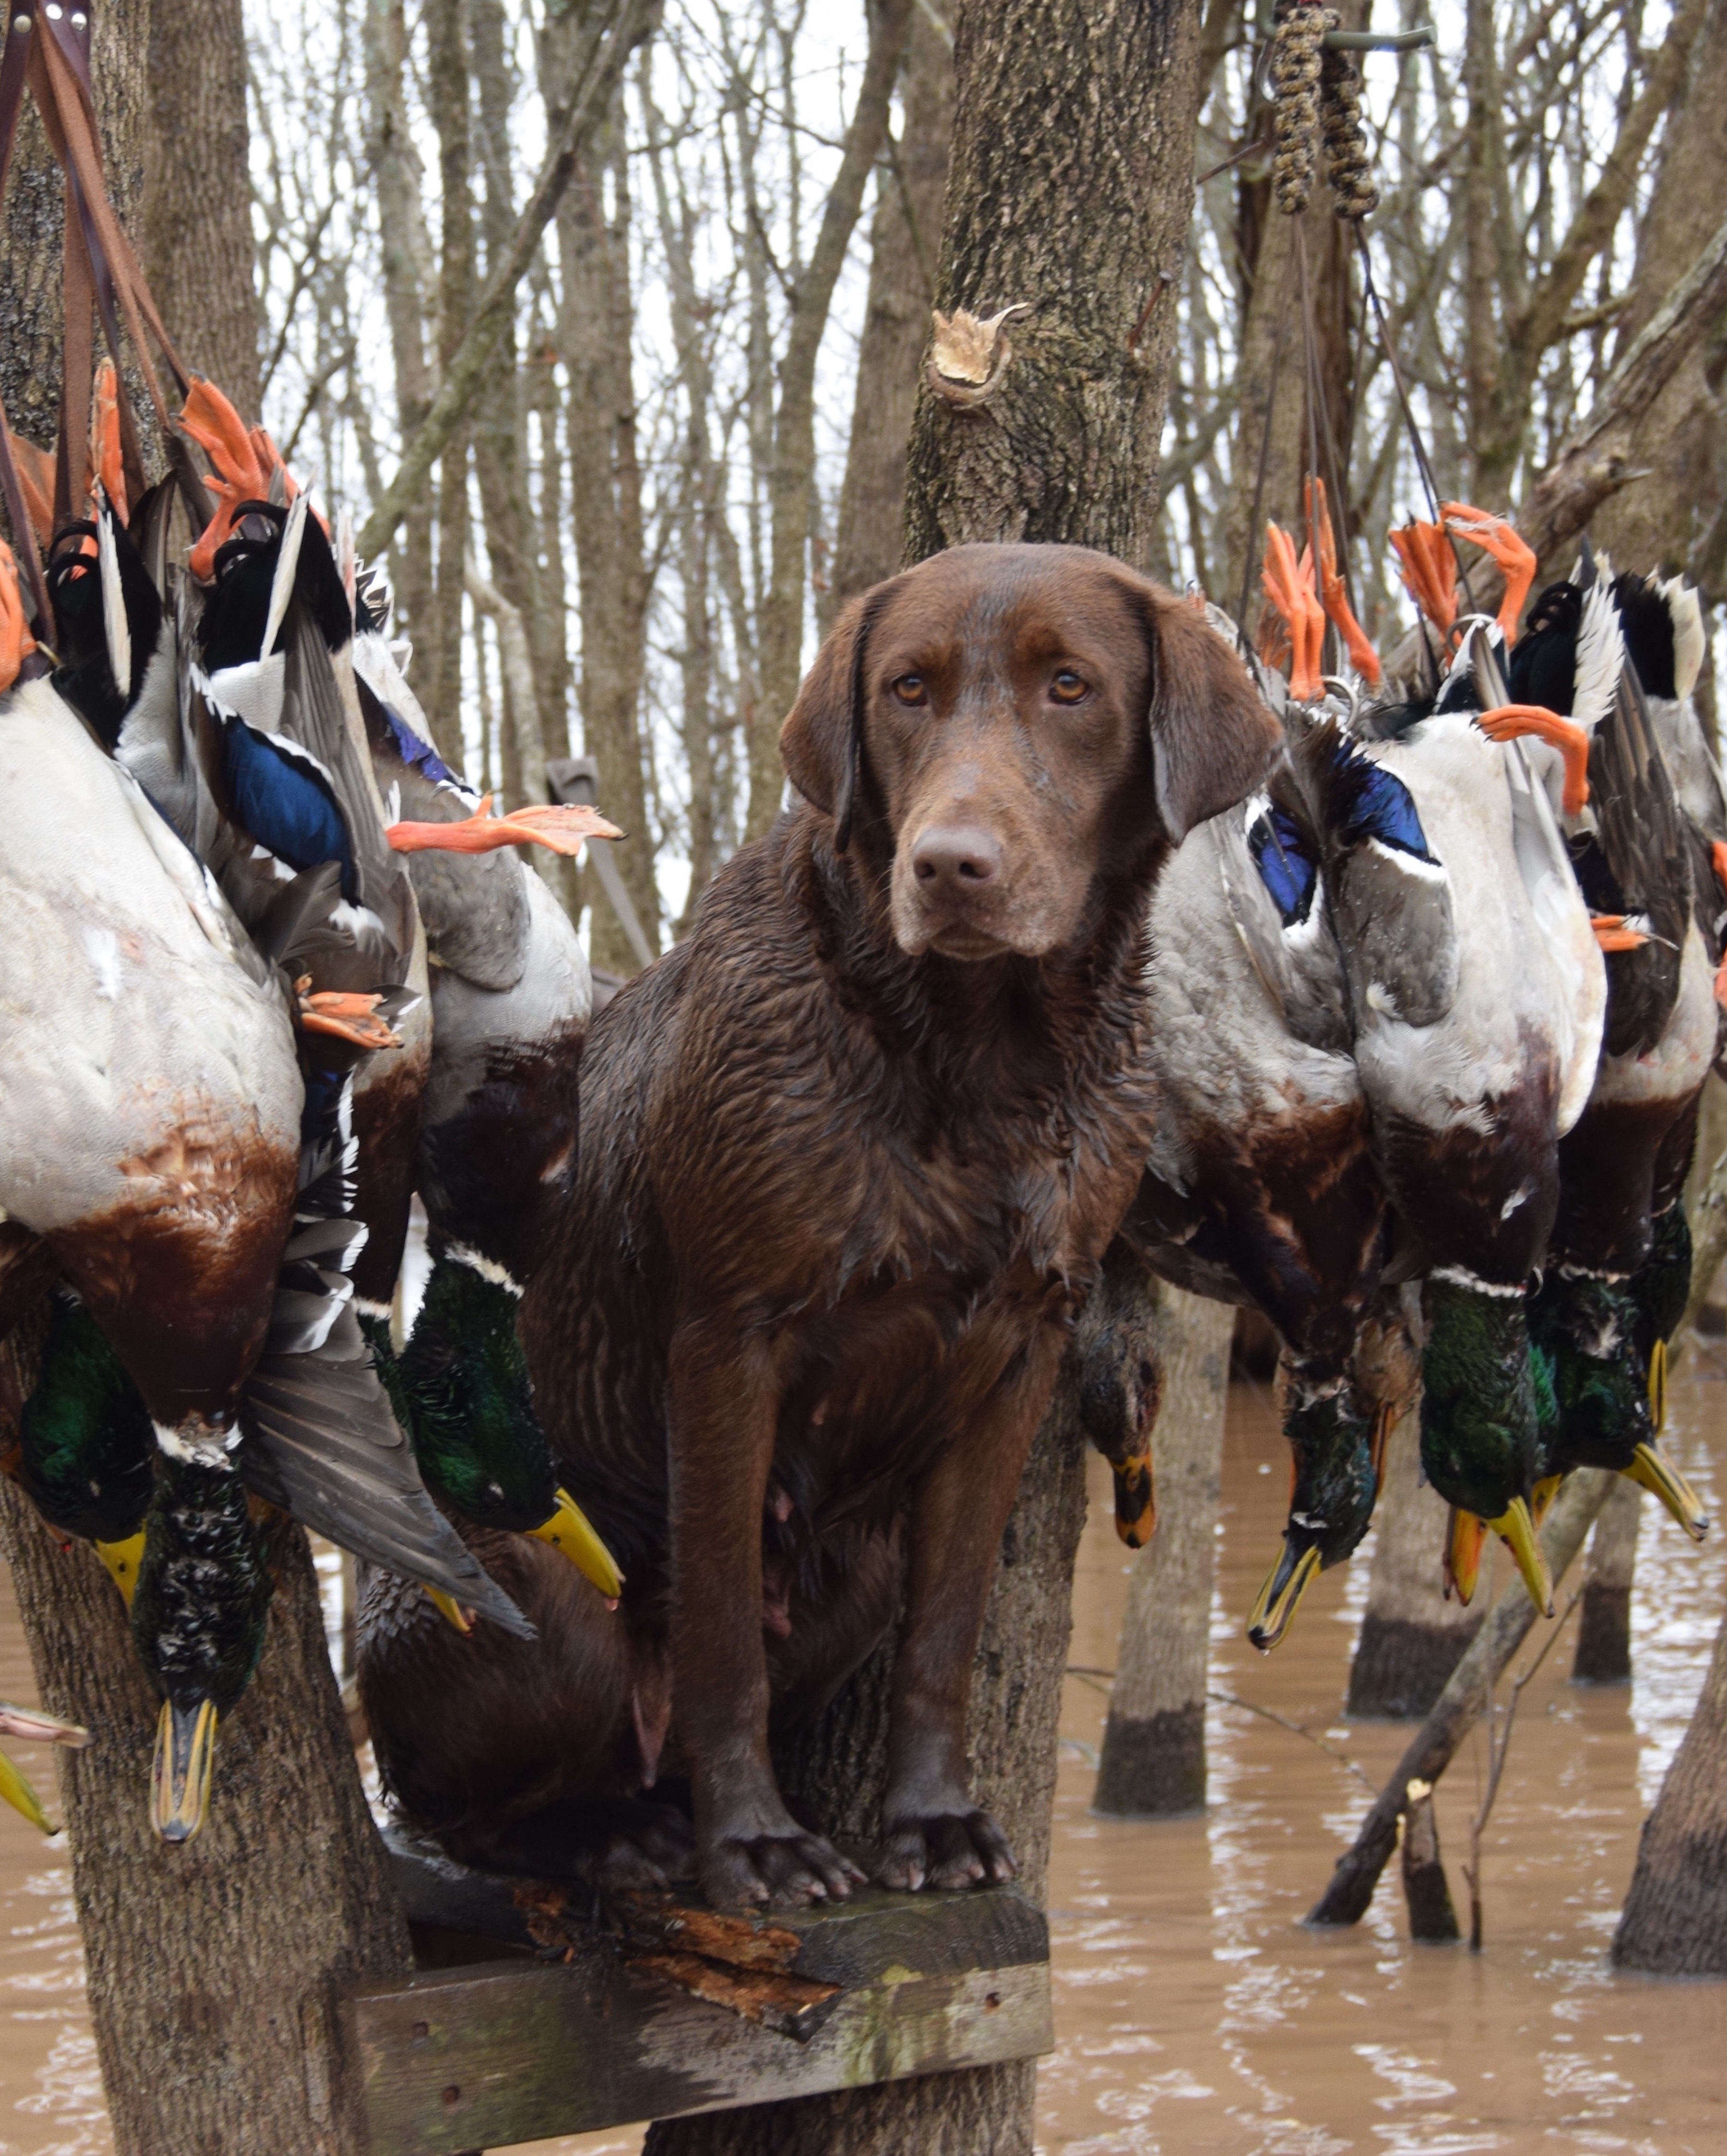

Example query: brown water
[0,1358,1719,2155]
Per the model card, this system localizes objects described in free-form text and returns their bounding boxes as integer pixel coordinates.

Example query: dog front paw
[701,1825,866,1910]
[876,1808,1017,1892]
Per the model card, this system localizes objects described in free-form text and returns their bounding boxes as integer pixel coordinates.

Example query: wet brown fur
[364,545,1280,1908]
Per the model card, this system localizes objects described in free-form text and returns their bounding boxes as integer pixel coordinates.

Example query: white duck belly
[0,675,301,1242]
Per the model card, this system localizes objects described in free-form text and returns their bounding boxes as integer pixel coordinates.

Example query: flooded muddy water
[0,1356,1718,2154]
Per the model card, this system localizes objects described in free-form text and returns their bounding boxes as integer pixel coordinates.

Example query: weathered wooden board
[344,1856,1052,2156]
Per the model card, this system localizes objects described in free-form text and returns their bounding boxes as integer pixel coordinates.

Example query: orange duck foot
[1389,518,1458,637]
[295,978,402,1053]
[1475,704,1591,816]
[1442,501,1536,644]
[1590,914,1650,953]
[1262,522,1326,701]
[386,795,624,859]
[1305,477,1382,686]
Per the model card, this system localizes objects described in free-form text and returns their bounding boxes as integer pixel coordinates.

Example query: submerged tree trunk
[0,1333,411,2156]
[0,45,414,2152]
[1571,1477,1641,1685]
[651,4,1205,2149]
[1094,1283,1231,1817]
[1613,1596,1727,1973]
[141,0,260,410]
[1347,1404,1480,1719]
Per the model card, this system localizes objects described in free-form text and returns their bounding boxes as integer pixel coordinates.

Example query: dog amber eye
[891,675,928,707]
[1050,670,1089,704]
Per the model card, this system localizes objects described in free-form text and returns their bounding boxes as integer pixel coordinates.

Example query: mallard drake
[1506,560,1717,1537]
[1128,593,1391,1646]
[131,1455,274,1842]
[1337,530,1608,1613]
[17,1288,154,1601]
[345,566,620,1601]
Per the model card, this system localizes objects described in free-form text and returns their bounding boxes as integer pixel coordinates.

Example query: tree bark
[0,1330,412,2156]
[1219,0,1365,620]
[902,0,1201,574]
[363,0,437,663]
[1347,1401,1480,1719]
[746,0,918,839]
[426,0,473,737]
[830,3,954,607]
[1592,0,1727,583]
[141,0,260,412]
[1093,1282,1231,1818]
[551,67,661,969]
[1613,1592,1727,1973]
[1570,1476,1641,1685]
[1309,1468,1609,1927]
[0,0,150,453]
[650,5,1205,2147]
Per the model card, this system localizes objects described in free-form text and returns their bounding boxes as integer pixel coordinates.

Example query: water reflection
[0,1355,1718,2152]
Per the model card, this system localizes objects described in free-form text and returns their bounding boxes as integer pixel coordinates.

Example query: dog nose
[911,824,1003,889]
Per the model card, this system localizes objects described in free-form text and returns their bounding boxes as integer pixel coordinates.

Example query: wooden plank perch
[342,1834,1052,2155]
[1306,1468,1610,1928]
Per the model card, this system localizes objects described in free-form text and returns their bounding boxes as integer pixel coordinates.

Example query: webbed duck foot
[1474,705,1590,815]
[528,1487,624,1602]
[1623,1442,1709,1541]
[151,1697,218,1845]
[1441,502,1536,643]
[295,977,402,1053]
[1246,1538,1323,1652]
[1589,913,1649,952]
[386,796,623,859]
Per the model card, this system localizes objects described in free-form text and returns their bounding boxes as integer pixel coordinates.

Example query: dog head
[781,543,1282,961]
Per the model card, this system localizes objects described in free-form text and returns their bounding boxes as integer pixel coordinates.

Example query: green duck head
[393,1253,623,1599]
[19,1291,155,1599]
[1419,1274,1551,1613]
[1528,1265,1708,1540]
[132,1456,274,1844]
[1627,1202,1692,1439]
[1248,1377,1381,1653]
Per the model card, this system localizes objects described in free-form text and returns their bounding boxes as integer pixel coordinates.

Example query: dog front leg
[667,1321,864,1910]
[878,1325,1067,1891]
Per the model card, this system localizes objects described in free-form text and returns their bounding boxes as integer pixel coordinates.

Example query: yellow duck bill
[527,1487,625,1601]
[1246,1540,1323,1652]
[1623,1441,1710,1541]
[1491,1496,1552,1617]
[151,1699,218,1845]
[94,1531,146,1608]
[0,1750,55,1836]
[423,1586,474,1635]
[1444,1507,1490,1605]
[1647,1337,1668,1435]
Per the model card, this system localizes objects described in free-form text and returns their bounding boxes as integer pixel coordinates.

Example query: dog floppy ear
[779,586,887,851]
[1139,584,1284,842]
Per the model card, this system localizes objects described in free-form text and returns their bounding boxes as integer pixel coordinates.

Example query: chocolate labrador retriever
[360,542,1280,1907]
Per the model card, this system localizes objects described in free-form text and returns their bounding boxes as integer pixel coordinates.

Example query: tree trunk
[1218,0,1365,621]
[1,42,415,2149]
[0,0,150,453]
[1093,1283,1231,1817]
[1347,1402,1480,1719]
[141,0,260,411]
[1570,1476,1641,1685]
[903,0,1201,574]
[1592,0,1727,584]
[746,0,917,839]
[1613,1595,1727,1973]
[552,80,661,969]
[830,3,954,606]
[0,1330,412,2156]
[427,0,473,739]
[363,0,437,663]
[651,4,1205,2147]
